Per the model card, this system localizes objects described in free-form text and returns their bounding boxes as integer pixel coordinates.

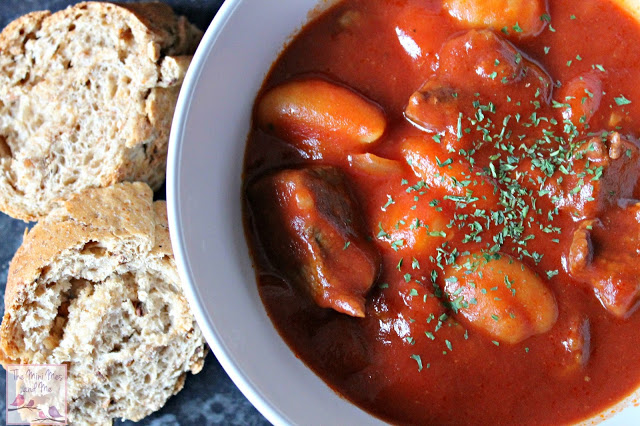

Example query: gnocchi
[257,78,386,160]
[442,0,548,37]
[401,136,500,211]
[444,253,558,344]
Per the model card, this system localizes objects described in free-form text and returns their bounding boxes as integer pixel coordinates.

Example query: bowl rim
[165,1,640,425]
[166,0,287,424]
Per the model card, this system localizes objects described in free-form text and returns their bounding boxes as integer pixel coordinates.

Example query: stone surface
[0,1,270,425]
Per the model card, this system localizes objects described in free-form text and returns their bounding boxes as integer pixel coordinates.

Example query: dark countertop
[0,1,269,425]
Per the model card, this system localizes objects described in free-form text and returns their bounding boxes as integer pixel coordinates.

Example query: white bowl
[166,0,382,424]
[167,0,640,424]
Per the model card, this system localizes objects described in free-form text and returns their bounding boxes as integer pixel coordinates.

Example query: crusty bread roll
[0,182,206,425]
[0,2,202,221]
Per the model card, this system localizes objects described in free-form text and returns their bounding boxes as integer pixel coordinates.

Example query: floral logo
[5,365,67,425]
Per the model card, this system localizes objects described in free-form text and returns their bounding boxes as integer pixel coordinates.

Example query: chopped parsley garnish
[382,195,395,210]
[615,95,632,106]
[410,354,423,371]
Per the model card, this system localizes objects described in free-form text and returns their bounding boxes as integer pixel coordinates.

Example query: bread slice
[0,182,207,424]
[0,2,202,221]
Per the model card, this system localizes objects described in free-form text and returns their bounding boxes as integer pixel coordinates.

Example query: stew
[243,0,640,423]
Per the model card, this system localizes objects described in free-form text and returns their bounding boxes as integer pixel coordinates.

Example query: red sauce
[243,0,640,423]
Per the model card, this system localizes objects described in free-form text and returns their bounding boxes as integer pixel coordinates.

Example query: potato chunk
[247,166,380,317]
[443,0,548,37]
[444,254,558,344]
[256,78,386,160]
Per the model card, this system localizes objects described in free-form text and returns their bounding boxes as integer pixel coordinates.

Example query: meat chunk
[404,81,473,153]
[443,0,548,37]
[405,81,462,136]
[444,253,558,344]
[371,280,447,345]
[516,132,640,220]
[553,315,591,377]
[310,319,370,376]
[560,132,640,219]
[404,30,552,151]
[567,220,597,275]
[437,30,552,101]
[557,73,603,130]
[567,203,640,317]
[247,166,380,317]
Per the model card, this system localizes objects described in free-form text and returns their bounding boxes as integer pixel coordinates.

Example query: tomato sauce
[243,0,640,423]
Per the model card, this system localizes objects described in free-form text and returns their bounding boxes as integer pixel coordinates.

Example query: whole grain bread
[0,2,202,221]
[0,182,207,425]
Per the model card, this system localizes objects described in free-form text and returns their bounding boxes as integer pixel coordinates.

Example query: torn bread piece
[0,2,202,221]
[0,182,206,424]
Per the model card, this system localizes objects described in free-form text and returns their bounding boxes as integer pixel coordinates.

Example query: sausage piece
[247,166,380,317]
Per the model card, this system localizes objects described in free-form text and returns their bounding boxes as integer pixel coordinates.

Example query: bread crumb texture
[0,2,202,221]
[0,182,207,424]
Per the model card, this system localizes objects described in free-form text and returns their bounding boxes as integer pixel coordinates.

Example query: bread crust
[0,2,203,221]
[0,182,206,423]
[3,182,155,312]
